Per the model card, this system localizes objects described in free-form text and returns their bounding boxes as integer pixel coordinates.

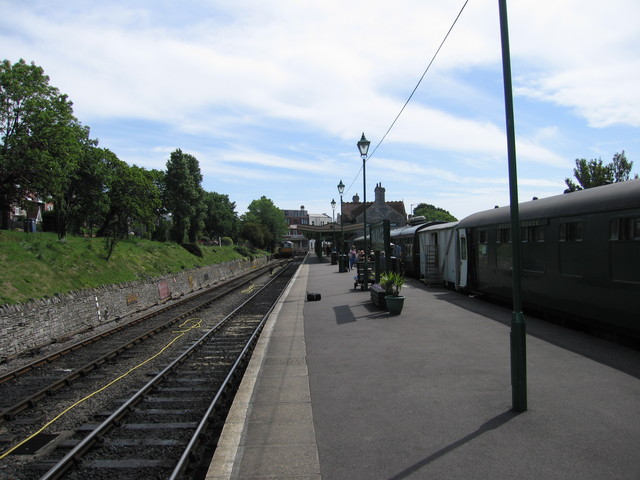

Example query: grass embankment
[0,230,256,306]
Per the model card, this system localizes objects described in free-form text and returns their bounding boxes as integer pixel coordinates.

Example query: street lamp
[499,0,527,412]
[337,179,345,272]
[331,198,337,254]
[357,133,370,290]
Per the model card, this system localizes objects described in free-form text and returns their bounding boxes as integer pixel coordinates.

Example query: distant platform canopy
[297,223,363,238]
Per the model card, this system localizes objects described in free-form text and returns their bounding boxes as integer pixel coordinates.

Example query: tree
[67,144,111,236]
[611,151,635,183]
[0,59,81,230]
[565,151,635,192]
[41,123,96,239]
[164,149,204,244]
[97,156,161,260]
[413,203,457,222]
[242,196,286,252]
[144,168,170,242]
[239,222,267,249]
[202,191,238,241]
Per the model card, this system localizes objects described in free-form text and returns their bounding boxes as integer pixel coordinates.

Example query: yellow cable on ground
[241,283,255,294]
[0,317,202,460]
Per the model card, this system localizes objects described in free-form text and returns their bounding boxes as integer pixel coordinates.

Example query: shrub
[182,242,204,257]
[234,245,254,260]
[379,271,405,296]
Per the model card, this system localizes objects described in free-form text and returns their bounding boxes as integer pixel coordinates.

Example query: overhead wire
[345,0,470,194]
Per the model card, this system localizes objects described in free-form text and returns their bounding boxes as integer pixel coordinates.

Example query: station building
[294,183,407,253]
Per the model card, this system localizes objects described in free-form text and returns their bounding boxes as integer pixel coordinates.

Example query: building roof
[341,200,406,223]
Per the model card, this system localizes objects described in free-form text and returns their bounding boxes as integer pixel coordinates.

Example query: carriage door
[457,229,468,288]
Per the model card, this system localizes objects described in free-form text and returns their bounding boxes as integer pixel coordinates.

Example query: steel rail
[169,261,294,479]
[0,265,253,385]
[39,260,297,480]
[0,261,288,423]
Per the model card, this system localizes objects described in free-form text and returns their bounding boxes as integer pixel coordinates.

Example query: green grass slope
[0,231,257,305]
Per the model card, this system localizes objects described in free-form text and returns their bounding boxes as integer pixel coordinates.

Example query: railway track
[0,258,299,479]
[0,261,285,422]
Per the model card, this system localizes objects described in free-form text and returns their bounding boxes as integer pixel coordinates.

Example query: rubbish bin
[338,254,345,272]
[331,252,337,265]
[390,256,400,274]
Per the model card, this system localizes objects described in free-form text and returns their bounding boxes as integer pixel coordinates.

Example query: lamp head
[337,179,345,195]
[357,133,370,157]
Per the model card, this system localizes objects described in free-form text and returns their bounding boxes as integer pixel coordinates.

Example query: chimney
[352,193,360,203]
[374,183,385,205]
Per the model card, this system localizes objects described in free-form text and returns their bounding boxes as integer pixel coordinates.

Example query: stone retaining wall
[0,256,270,361]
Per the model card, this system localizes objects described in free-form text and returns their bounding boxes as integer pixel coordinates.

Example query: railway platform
[205,254,640,480]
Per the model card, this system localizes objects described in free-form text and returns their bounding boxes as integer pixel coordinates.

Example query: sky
[2,0,639,221]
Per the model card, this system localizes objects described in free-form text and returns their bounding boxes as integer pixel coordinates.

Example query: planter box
[370,284,387,309]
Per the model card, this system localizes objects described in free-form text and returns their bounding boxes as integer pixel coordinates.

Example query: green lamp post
[338,179,345,272]
[357,133,370,290]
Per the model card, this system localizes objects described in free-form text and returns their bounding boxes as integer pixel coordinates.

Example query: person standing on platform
[349,246,357,271]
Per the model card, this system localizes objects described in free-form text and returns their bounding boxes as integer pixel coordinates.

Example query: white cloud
[1,0,637,221]
[508,0,640,127]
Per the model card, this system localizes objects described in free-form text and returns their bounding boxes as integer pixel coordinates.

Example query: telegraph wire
[345,0,470,193]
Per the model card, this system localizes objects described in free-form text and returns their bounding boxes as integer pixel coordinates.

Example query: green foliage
[239,222,268,249]
[611,151,635,182]
[165,148,205,244]
[66,144,111,236]
[151,217,170,242]
[0,59,82,231]
[221,236,233,246]
[565,151,635,192]
[181,242,204,257]
[379,271,405,296]
[96,158,161,260]
[233,245,254,260]
[0,230,257,305]
[413,203,457,222]
[241,196,286,251]
[203,191,238,240]
[0,60,241,258]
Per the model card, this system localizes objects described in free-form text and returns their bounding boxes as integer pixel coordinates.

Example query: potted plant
[379,271,406,315]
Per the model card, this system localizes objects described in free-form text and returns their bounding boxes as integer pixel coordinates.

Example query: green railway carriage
[456,180,640,339]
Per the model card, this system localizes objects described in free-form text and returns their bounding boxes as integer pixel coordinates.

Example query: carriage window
[496,227,511,269]
[523,225,545,242]
[559,221,584,277]
[522,225,545,273]
[497,227,511,243]
[610,217,640,283]
[477,230,488,267]
[610,217,640,241]
[459,235,467,261]
[559,221,583,242]
[610,219,619,240]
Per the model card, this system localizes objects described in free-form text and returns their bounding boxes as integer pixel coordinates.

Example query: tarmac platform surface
[206,254,640,479]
